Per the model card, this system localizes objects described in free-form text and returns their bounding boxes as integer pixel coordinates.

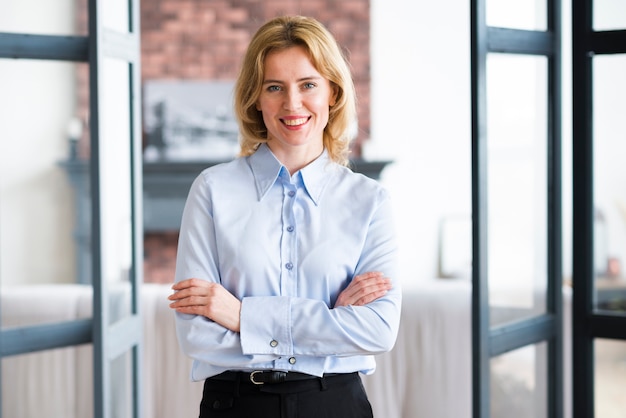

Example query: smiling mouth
[282,117,310,126]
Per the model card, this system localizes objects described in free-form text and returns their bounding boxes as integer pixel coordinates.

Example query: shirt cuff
[240,296,292,356]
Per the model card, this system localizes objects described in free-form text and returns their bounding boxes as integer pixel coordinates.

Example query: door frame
[571,1,626,417]
[0,1,143,417]
[470,1,563,416]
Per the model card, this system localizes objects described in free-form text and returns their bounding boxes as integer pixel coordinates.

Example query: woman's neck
[267,143,324,175]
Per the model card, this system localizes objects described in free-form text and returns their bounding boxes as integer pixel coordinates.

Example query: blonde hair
[234,15,357,166]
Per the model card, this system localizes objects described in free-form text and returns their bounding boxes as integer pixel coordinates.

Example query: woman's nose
[283,89,302,110]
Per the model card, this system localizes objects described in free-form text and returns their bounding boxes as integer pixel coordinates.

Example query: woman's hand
[334,271,392,308]
[169,279,241,332]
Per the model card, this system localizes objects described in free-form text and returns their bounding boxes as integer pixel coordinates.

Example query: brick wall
[144,231,180,284]
[75,0,370,283]
[140,0,371,147]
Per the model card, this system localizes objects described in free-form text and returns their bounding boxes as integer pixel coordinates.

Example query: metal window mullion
[588,315,626,339]
[471,0,491,417]
[589,30,626,54]
[489,315,557,357]
[487,27,555,55]
[0,320,92,357]
[88,1,109,417]
[105,315,142,360]
[546,1,564,415]
[0,32,88,61]
[102,29,139,62]
[88,1,143,417]
[571,0,595,417]
[126,0,144,407]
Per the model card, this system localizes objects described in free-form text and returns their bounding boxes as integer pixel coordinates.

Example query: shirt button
[288,190,295,197]
[285,262,293,270]
[270,340,278,348]
[287,225,294,232]
[289,357,296,365]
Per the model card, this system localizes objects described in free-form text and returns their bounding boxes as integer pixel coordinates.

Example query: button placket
[277,176,299,371]
[280,181,298,296]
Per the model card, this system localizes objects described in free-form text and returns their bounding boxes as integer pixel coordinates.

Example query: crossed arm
[168,271,392,333]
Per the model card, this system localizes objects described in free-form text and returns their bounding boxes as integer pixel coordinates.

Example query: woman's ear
[256,102,262,111]
[329,85,339,107]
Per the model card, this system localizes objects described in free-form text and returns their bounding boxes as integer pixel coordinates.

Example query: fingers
[349,281,391,306]
[351,272,389,287]
[169,293,205,308]
[170,278,213,298]
[168,283,214,319]
[171,277,206,291]
[168,278,215,307]
[334,272,393,308]
[167,281,242,332]
[346,273,391,297]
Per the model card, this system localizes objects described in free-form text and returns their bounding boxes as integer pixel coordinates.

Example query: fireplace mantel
[61,158,392,283]
[141,159,392,231]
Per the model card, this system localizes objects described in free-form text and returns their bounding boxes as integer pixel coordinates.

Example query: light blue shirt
[174,144,401,381]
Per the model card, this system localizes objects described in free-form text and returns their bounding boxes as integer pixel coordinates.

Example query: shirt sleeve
[173,174,279,368]
[239,190,402,358]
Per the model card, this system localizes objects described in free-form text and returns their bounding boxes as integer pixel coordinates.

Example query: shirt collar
[299,149,333,205]
[248,143,334,205]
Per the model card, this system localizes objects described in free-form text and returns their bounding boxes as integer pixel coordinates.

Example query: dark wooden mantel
[61,158,392,283]
[142,159,392,231]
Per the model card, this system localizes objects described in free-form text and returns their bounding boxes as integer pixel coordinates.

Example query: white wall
[369,0,472,287]
[0,0,78,286]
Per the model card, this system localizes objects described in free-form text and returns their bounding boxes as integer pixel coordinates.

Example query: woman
[168,15,401,418]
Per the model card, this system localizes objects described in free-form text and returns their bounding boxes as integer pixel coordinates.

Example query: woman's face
[256,45,337,159]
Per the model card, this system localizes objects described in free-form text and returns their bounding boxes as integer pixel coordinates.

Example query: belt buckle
[249,370,265,385]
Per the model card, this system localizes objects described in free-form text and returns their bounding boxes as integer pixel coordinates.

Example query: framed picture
[142,80,239,161]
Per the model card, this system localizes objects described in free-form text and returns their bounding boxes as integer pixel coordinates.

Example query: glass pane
[486,53,548,326]
[2,345,93,417]
[594,0,626,31]
[491,342,548,418]
[1,276,94,415]
[0,59,90,297]
[103,0,130,33]
[595,339,626,417]
[0,0,87,36]
[109,350,134,418]
[486,0,547,31]
[593,54,626,315]
[100,57,134,324]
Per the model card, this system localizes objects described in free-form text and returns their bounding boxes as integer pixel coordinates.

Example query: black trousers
[199,372,374,418]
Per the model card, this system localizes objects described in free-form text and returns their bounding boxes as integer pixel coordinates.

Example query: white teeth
[283,117,308,126]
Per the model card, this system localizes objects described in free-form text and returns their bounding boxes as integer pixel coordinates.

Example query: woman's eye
[303,82,316,89]
[267,85,281,92]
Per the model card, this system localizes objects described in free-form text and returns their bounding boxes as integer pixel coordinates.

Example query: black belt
[212,370,340,385]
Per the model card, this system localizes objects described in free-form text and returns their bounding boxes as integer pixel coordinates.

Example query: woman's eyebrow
[262,75,322,85]
[262,79,283,85]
